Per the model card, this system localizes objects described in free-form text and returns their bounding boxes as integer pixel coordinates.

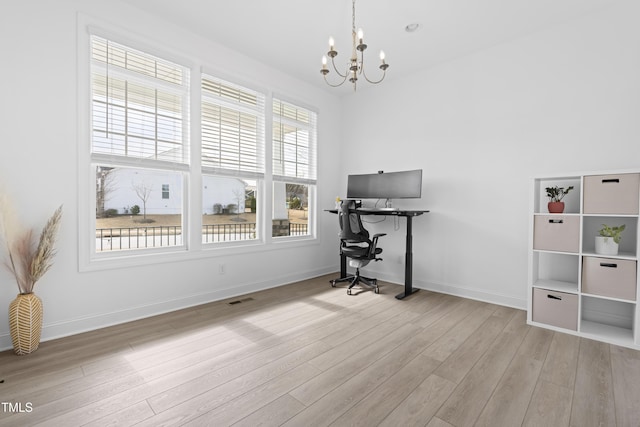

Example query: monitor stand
[377,198,398,211]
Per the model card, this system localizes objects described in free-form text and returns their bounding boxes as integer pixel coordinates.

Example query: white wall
[0,0,342,350]
[339,1,640,308]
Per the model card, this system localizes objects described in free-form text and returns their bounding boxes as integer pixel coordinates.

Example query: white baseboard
[374,272,527,310]
[0,266,336,352]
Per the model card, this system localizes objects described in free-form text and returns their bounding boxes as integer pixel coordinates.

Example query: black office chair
[330,200,386,295]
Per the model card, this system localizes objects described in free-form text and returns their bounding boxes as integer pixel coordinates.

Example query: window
[90,35,190,253]
[84,29,319,265]
[272,99,317,238]
[201,75,265,243]
[95,166,183,251]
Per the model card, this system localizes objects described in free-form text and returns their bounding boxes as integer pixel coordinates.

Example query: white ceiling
[119,0,624,95]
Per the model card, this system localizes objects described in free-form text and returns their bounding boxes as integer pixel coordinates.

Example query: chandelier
[320,0,389,91]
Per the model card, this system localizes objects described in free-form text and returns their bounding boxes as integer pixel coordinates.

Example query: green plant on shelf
[598,224,626,244]
[545,186,574,202]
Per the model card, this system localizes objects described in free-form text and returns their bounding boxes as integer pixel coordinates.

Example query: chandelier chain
[352,0,356,34]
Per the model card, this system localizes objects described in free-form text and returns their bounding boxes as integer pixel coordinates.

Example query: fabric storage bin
[533,215,580,253]
[582,256,637,301]
[532,288,578,330]
[583,173,640,214]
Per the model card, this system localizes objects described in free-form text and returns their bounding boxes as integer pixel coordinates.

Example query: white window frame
[200,74,266,245]
[78,22,193,270]
[77,17,319,271]
[272,96,318,241]
[89,34,190,258]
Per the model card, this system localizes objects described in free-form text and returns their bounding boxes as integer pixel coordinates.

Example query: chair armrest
[368,233,386,258]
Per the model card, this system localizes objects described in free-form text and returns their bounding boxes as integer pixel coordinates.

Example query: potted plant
[595,224,625,256]
[545,186,574,213]
[0,198,62,355]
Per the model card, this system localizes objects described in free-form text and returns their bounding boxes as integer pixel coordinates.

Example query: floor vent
[228,297,254,305]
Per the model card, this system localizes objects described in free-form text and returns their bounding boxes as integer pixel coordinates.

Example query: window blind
[90,36,189,165]
[272,98,317,185]
[201,75,265,178]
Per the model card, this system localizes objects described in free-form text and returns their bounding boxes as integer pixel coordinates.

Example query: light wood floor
[1,274,639,426]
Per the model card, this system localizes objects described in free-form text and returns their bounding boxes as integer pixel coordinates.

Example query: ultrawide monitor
[346,169,423,200]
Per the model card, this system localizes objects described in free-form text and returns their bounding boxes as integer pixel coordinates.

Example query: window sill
[80,236,318,272]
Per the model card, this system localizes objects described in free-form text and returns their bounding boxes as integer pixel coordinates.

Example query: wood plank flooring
[1,274,639,426]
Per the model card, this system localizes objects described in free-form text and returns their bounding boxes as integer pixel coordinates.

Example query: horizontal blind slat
[201,74,265,176]
[272,98,317,183]
[90,35,189,166]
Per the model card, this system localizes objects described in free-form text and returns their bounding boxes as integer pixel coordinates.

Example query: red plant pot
[548,201,565,213]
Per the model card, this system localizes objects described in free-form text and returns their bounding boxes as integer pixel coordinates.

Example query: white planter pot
[595,236,619,256]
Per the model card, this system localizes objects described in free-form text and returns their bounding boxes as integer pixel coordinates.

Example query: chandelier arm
[323,73,349,88]
[330,55,348,79]
[361,66,387,84]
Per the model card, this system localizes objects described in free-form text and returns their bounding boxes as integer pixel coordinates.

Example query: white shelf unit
[528,171,640,349]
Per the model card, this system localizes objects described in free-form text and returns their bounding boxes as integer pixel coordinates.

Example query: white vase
[595,236,619,256]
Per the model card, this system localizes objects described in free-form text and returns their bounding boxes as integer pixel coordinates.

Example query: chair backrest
[338,200,369,243]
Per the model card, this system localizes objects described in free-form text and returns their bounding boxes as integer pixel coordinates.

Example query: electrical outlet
[219,264,226,274]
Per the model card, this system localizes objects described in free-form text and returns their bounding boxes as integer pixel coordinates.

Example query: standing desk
[328,207,429,300]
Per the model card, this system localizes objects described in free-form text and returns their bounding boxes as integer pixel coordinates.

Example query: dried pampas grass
[0,197,62,294]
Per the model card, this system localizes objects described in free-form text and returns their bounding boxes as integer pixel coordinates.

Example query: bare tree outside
[231,187,247,222]
[132,181,153,222]
[96,166,115,218]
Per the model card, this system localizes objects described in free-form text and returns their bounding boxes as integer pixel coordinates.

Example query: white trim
[86,23,197,74]
[188,63,203,253]
[417,279,527,310]
[272,176,318,186]
[78,15,93,272]
[90,154,191,171]
[80,229,320,273]
[272,92,320,115]
[374,272,527,310]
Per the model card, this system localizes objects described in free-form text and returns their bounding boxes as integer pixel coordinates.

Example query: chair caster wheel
[347,289,352,295]
[330,280,336,288]
[374,287,379,294]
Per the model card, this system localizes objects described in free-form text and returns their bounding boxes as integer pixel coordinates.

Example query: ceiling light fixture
[320,0,389,91]
[405,23,421,33]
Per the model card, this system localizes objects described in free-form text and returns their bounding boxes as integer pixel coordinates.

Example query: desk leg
[395,216,419,300]
[340,251,347,278]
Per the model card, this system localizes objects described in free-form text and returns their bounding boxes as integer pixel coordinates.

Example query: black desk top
[326,208,429,217]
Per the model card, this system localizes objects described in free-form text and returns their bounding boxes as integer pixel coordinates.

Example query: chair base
[330,268,379,295]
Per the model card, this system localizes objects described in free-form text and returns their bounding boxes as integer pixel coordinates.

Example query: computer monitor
[346,169,422,204]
